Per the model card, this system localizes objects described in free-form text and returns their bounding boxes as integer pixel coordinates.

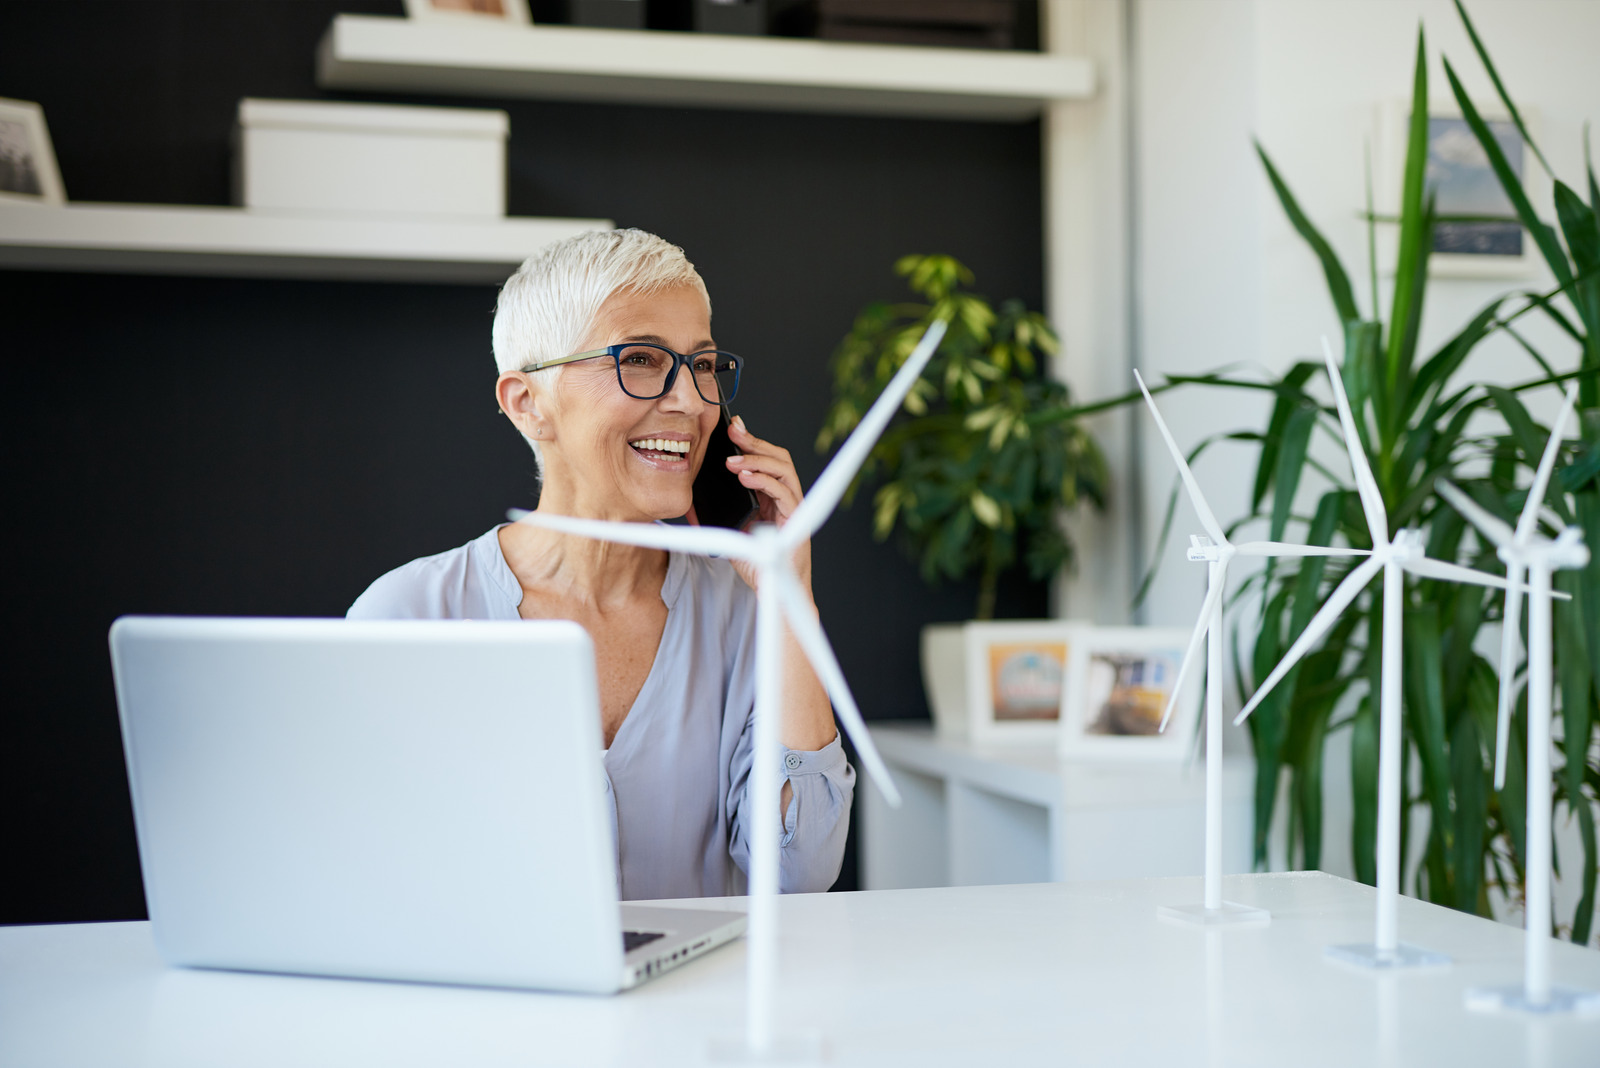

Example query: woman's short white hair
[493,228,710,474]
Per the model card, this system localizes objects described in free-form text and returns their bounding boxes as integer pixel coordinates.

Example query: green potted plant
[817,255,1108,732]
[1140,2,1597,942]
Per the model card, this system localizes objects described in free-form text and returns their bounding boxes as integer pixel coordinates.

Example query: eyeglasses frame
[519,343,743,405]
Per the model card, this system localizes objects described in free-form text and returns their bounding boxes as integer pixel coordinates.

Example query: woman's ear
[496,371,552,441]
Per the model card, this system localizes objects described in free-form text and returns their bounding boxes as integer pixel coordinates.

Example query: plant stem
[976,549,1000,622]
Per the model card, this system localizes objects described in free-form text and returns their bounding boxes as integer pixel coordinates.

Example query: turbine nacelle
[1187,535,1228,564]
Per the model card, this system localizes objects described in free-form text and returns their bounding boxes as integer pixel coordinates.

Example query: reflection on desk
[3,873,1597,1067]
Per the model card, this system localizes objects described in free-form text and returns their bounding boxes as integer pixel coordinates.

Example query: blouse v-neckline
[481,524,687,757]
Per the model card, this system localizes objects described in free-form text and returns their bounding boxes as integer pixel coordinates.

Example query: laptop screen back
[110,616,622,992]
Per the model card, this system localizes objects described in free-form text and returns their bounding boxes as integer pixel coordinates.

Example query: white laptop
[109,616,745,994]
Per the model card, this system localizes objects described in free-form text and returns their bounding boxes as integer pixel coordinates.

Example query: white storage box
[234,99,508,218]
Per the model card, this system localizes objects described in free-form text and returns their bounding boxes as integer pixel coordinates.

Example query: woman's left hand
[721,416,811,593]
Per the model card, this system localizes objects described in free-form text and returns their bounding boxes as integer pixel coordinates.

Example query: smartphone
[692,406,760,530]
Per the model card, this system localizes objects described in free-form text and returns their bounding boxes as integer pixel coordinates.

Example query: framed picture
[964,621,1086,743]
[0,97,65,205]
[1376,100,1540,279]
[1058,627,1200,761]
[402,0,531,24]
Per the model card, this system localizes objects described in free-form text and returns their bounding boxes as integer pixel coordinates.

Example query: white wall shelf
[0,204,610,284]
[315,15,1095,121]
[862,723,1254,889]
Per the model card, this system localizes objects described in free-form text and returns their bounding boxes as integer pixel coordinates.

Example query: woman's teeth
[631,438,689,456]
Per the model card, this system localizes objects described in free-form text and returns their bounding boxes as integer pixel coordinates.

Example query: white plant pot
[920,623,968,738]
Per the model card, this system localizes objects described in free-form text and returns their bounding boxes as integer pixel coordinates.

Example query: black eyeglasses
[520,343,743,405]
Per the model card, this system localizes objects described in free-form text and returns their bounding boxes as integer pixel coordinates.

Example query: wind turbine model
[1435,386,1600,1016]
[1135,370,1370,926]
[511,319,945,1060]
[1235,338,1523,970]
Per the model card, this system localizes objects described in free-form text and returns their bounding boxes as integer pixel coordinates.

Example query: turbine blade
[1515,382,1579,545]
[786,319,948,546]
[1400,555,1510,590]
[1400,554,1567,599]
[1494,566,1525,791]
[770,566,901,807]
[1232,542,1371,558]
[1321,336,1389,548]
[1160,566,1227,733]
[1235,554,1386,725]
[1134,370,1229,547]
[1436,480,1515,548]
[507,509,756,560]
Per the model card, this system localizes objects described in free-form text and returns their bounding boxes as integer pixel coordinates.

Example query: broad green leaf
[1452,0,1553,175]
[1352,697,1379,885]
[1251,362,1319,512]
[1450,712,1488,914]
[1257,141,1360,325]
[1404,605,1455,858]
[1444,59,1574,293]
[1554,571,1593,801]
[1552,182,1600,367]
[1388,31,1432,398]
[1269,400,1317,544]
[1574,800,1597,945]
[1409,299,1506,415]
[970,491,1002,529]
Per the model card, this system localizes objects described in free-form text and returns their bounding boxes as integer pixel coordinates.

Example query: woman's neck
[498,511,667,611]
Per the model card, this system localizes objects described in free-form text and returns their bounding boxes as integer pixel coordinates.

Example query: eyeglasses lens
[617,345,738,403]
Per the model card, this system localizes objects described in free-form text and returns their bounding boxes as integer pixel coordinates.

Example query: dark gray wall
[0,0,1047,922]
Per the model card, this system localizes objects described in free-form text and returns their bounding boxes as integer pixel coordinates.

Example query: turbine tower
[1135,370,1368,925]
[1236,338,1522,969]
[1437,384,1600,1015]
[512,319,946,1058]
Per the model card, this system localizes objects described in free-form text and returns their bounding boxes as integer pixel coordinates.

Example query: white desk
[4,874,1597,1067]
[862,724,1254,888]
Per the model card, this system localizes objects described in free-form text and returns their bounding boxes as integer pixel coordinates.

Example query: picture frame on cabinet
[1375,99,1539,279]
[0,97,65,205]
[402,0,531,25]
[1058,626,1200,761]
[964,621,1086,744]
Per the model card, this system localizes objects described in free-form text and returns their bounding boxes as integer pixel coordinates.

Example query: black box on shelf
[568,0,646,29]
[805,0,1031,51]
[694,0,766,36]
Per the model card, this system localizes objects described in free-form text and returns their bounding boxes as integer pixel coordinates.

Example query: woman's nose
[661,361,705,410]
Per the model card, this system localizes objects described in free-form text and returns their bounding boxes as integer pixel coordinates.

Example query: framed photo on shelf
[402,0,531,24]
[1375,99,1540,279]
[964,621,1086,744]
[1058,626,1199,761]
[0,97,65,205]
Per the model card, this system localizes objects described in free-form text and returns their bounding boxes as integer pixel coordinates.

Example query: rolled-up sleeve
[727,725,856,894]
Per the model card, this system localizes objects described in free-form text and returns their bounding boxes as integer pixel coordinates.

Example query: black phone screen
[692,407,760,530]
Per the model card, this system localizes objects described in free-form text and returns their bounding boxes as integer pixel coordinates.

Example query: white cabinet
[861,723,1254,888]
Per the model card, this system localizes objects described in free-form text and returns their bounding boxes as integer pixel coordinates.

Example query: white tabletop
[869,722,1253,808]
[3,873,1597,1067]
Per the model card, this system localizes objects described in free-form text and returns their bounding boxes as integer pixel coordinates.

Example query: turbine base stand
[1324,942,1450,970]
[1157,902,1270,927]
[1464,984,1600,1016]
[706,1032,826,1065]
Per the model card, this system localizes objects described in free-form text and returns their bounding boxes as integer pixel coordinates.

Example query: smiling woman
[347,229,854,900]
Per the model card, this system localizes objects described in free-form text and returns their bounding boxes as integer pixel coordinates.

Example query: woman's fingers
[726,416,804,517]
[726,452,800,501]
[734,468,797,520]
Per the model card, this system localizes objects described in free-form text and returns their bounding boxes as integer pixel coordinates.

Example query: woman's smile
[627,432,694,470]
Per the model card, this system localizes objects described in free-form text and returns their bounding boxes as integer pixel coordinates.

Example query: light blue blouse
[346,525,855,900]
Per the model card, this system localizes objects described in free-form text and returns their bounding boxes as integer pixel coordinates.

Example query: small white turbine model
[1235,337,1523,970]
[1435,385,1600,1016]
[511,319,945,1060]
[1135,369,1370,927]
